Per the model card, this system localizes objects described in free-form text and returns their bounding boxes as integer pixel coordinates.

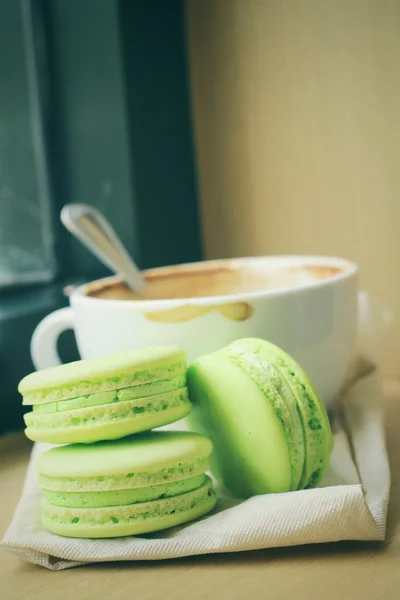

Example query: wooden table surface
[1,381,400,600]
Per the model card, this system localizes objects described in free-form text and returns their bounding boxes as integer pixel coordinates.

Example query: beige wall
[186,0,400,376]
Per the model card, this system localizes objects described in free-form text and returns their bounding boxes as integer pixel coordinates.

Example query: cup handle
[31,307,74,370]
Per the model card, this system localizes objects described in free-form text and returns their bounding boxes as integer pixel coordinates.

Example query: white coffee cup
[31,255,358,408]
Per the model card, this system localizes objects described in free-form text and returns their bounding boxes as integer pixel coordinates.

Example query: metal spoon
[60,203,148,297]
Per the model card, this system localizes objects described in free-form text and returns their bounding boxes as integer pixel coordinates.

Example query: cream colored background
[186,0,400,377]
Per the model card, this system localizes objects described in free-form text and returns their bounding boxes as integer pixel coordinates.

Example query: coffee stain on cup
[144,302,253,323]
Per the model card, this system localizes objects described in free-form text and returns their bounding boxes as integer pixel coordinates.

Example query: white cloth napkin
[1,292,391,570]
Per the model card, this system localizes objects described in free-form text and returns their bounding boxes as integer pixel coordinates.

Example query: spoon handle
[60,203,147,296]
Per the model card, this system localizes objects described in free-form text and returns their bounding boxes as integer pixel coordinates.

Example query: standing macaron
[187,338,334,498]
[36,431,216,537]
[21,346,190,444]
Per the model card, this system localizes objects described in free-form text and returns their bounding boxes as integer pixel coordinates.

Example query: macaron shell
[187,353,292,498]
[228,338,333,489]
[218,345,305,491]
[41,478,217,538]
[20,346,186,405]
[36,431,213,479]
[25,401,191,444]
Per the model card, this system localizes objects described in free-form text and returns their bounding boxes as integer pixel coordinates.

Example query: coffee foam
[84,261,345,302]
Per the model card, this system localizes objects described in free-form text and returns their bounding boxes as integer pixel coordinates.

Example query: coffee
[85,261,344,301]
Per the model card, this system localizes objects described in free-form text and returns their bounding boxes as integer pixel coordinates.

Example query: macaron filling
[41,474,207,507]
[31,375,186,414]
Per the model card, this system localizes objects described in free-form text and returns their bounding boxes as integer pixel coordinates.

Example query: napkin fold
[1,292,391,570]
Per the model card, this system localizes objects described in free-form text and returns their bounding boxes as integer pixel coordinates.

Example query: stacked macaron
[19,346,217,537]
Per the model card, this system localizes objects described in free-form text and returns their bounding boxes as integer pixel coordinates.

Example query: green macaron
[36,431,217,538]
[187,338,333,498]
[20,346,190,444]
